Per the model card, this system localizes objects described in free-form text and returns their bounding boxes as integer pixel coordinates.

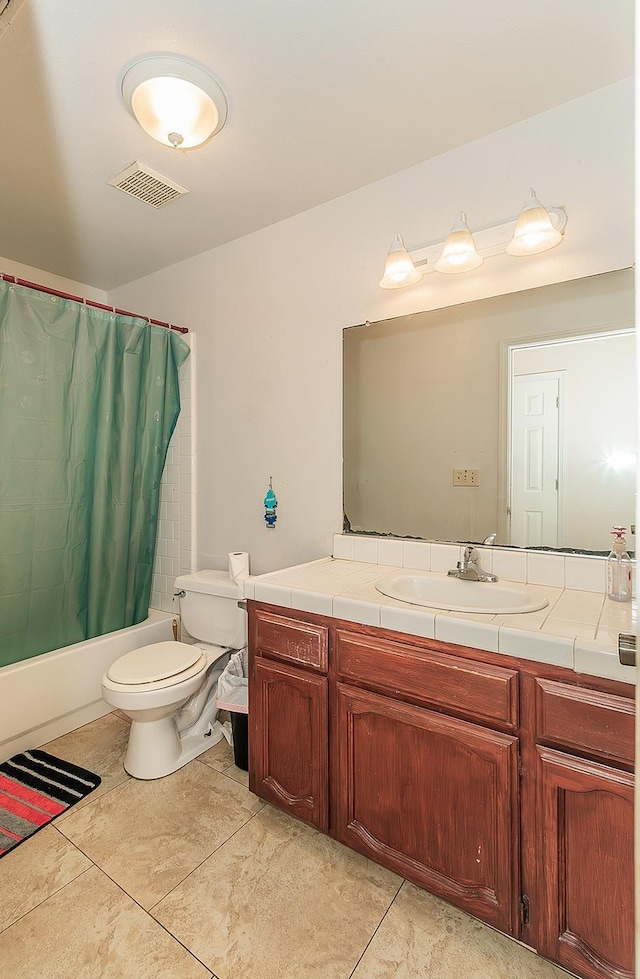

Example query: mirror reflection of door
[507,329,635,551]
[510,372,562,547]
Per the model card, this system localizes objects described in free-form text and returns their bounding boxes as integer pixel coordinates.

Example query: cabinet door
[333,682,519,935]
[537,747,634,979]
[250,657,328,832]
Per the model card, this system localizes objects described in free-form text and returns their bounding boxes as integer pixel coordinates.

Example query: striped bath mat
[0,749,101,856]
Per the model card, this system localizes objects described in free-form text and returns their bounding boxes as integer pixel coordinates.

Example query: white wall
[0,255,107,303]
[109,79,634,575]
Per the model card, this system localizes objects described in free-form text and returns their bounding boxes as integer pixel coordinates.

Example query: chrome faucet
[448,546,498,582]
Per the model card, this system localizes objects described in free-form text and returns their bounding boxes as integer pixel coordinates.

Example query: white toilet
[101,570,246,780]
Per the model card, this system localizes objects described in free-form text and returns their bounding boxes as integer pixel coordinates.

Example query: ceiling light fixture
[380,190,567,289]
[121,55,228,150]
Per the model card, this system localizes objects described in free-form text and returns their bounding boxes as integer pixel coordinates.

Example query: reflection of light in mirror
[604,451,637,471]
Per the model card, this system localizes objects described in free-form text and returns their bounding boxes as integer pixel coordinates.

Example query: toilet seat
[106,641,208,691]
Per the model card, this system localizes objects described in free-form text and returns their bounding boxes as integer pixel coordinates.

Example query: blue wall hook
[264,476,278,529]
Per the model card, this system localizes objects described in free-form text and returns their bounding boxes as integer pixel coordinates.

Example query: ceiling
[0,0,634,291]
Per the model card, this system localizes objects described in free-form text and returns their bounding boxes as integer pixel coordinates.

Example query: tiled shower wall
[150,334,197,612]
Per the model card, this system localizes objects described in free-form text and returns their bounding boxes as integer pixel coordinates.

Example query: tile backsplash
[333,534,609,594]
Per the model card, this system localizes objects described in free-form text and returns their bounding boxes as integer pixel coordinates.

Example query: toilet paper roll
[228,551,250,587]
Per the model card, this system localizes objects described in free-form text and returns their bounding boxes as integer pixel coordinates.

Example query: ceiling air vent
[108,162,189,209]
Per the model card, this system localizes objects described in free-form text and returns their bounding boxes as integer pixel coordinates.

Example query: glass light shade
[434,212,483,274]
[379,234,423,289]
[131,77,220,148]
[507,189,563,256]
[122,57,228,150]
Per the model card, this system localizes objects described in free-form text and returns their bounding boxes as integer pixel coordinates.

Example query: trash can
[216,649,249,771]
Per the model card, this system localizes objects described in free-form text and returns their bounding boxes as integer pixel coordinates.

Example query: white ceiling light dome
[121,55,228,150]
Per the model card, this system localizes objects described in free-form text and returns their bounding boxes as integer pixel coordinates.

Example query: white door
[510,373,561,547]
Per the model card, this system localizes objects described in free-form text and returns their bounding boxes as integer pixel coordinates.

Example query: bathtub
[0,609,178,761]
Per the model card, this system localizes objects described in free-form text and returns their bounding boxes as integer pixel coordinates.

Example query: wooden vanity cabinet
[248,607,329,831]
[331,627,521,935]
[247,602,635,979]
[532,678,635,979]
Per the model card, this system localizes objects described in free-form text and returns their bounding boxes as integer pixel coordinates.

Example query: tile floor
[0,713,575,979]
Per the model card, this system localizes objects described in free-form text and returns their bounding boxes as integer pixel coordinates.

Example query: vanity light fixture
[434,212,483,274]
[380,189,568,289]
[121,55,228,149]
[506,188,565,256]
[379,234,423,289]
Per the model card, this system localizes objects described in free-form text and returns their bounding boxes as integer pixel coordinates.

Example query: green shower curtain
[0,280,190,668]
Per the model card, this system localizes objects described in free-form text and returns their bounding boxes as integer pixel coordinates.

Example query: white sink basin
[375,571,548,614]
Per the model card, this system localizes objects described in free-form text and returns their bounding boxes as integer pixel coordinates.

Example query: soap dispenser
[606,526,632,602]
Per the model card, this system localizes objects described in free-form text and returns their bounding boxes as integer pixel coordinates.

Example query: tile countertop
[244,558,637,685]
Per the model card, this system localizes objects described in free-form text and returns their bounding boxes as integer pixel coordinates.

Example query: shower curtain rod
[0,273,189,334]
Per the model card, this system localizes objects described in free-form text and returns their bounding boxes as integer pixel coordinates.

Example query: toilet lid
[107,641,204,685]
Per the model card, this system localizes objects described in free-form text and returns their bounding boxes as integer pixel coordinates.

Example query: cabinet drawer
[535,678,635,767]
[254,608,328,673]
[335,629,518,730]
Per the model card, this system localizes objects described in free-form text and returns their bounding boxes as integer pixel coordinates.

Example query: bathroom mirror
[343,268,635,553]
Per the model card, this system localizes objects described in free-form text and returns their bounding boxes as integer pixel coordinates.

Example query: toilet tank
[174,570,247,649]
